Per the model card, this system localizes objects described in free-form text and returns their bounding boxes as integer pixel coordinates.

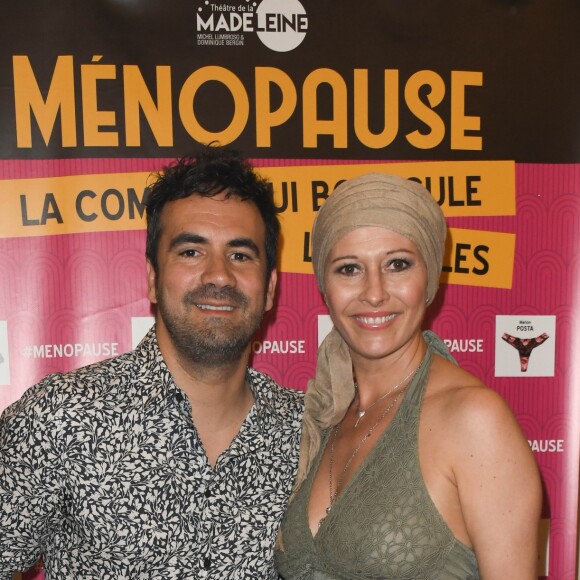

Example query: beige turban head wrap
[312,172,447,305]
[290,173,447,500]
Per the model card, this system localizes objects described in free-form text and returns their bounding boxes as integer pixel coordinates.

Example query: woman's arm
[452,387,542,579]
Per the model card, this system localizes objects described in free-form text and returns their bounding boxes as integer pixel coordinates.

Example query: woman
[275,173,541,579]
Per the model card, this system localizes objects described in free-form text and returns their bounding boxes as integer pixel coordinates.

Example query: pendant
[354,409,366,428]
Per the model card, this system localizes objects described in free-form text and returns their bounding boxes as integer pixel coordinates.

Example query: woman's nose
[359,269,388,305]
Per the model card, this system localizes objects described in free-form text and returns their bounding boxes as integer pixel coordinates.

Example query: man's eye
[180,249,199,257]
[232,252,250,261]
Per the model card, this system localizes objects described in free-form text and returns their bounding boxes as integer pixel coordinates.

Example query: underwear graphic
[501,332,549,372]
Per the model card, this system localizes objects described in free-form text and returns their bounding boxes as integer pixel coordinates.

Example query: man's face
[147,192,277,368]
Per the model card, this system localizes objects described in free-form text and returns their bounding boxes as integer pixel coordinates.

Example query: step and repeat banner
[0,1,579,578]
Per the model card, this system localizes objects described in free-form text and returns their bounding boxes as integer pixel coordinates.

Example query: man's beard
[157,283,266,368]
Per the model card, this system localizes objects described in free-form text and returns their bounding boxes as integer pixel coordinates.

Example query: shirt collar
[134,325,285,435]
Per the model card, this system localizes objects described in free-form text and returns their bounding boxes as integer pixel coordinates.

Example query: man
[0,145,304,579]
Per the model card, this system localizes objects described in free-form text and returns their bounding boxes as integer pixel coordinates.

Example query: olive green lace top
[275,347,480,579]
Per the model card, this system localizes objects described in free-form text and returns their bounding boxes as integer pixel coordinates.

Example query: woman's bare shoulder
[426,354,526,446]
[425,354,541,578]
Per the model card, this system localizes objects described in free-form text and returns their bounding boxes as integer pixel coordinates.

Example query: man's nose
[200,254,236,287]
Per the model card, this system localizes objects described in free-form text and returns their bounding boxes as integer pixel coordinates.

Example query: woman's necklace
[325,355,427,517]
[326,386,407,515]
[353,363,421,428]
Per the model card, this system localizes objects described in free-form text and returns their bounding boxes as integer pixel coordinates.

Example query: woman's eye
[337,263,359,276]
[389,258,411,271]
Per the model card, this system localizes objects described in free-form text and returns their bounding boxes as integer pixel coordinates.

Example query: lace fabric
[275,345,480,580]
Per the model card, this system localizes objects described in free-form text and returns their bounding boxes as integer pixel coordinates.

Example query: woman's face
[323,226,428,364]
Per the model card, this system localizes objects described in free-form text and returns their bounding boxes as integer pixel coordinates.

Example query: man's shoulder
[247,368,304,417]
[57,347,137,385]
[2,349,138,421]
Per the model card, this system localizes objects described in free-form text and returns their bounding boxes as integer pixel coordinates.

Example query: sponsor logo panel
[495,315,556,377]
[195,0,308,52]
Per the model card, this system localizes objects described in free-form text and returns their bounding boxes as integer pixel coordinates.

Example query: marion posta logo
[196,0,308,52]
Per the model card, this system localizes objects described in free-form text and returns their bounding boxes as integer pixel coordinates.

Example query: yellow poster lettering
[255,67,297,148]
[20,193,63,226]
[274,181,299,213]
[441,228,515,289]
[451,71,483,151]
[12,60,483,152]
[405,161,515,216]
[0,161,513,290]
[0,173,150,236]
[81,56,119,147]
[302,68,348,148]
[405,70,446,149]
[178,65,249,143]
[353,69,399,149]
[259,160,516,287]
[124,65,174,147]
[13,55,77,148]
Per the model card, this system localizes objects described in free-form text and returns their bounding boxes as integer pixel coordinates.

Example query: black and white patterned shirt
[0,327,304,579]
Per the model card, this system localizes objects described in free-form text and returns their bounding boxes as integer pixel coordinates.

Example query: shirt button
[174,391,185,403]
[204,489,211,498]
[203,557,211,569]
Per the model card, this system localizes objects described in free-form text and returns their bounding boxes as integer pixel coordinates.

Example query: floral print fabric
[0,327,303,579]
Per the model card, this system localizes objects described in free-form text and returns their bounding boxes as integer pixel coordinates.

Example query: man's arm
[0,381,63,575]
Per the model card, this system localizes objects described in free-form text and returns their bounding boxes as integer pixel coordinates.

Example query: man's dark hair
[145,144,280,278]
